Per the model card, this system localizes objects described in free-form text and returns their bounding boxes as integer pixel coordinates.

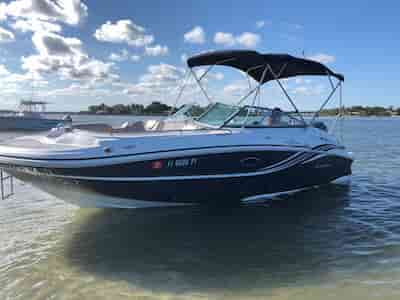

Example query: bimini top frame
[174,50,344,128]
[187,50,344,83]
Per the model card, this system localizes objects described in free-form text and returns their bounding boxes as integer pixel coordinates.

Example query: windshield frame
[194,102,307,129]
[221,105,307,128]
[195,102,241,128]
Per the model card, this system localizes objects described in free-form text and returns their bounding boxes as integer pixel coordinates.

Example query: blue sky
[0,0,399,111]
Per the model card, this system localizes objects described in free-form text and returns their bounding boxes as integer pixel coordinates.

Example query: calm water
[1,116,400,300]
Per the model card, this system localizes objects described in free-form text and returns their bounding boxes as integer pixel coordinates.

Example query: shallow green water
[1,117,400,299]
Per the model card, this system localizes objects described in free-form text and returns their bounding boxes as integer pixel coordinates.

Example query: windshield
[225,106,305,128]
[167,104,208,121]
[196,103,240,127]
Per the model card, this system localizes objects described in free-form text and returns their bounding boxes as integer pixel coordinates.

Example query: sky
[0,0,399,112]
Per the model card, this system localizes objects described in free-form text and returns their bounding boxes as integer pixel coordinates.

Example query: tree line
[85,101,175,115]
[320,106,400,116]
[83,102,400,117]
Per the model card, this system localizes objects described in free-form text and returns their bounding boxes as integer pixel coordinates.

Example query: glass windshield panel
[171,104,208,119]
[225,106,305,128]
[197,103,239,127]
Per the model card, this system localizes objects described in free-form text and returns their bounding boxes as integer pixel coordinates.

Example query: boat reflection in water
[64,183,352,293]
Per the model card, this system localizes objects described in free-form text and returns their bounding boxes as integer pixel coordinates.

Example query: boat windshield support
[242,65,270,127]
[197,58,236,82]
[169,69,191,115]
[187,58,240,105]
[328,82,345,143]
[265,64,307,125]
[340,83,344,142]
[327,73,335,90]
[310,80,342,124]
[190,68,213,104]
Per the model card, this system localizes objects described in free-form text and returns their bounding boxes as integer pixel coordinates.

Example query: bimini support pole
[190,68,213,104]
[265,64,306,125]
[326,81,345,144]
[242,65,270,127]
[190,57,238,104]
[235,64,267,106]
[327,73,335,90]
[197,58,236,83]
[339,83,344,143]
[310,80,342,124]
[339,84,345,143]
[169,69,191,115]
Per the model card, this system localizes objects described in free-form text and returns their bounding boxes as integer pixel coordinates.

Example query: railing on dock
[0,169,14,200]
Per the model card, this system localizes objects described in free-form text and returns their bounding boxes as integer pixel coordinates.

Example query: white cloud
[94,19,154,47]
[291,84,325,96]
[1,71,42,83]
[123,63,186,101]
[109,49,129,62]
[0,64,10,76]
[223,81,249,96]
[109,49,144,62]
[0,26,15,43]
[34,85,127,110]
[32,31,82,57]
[0,3,7,21]
[236,32,261,48]
[295,78,312,85]
[65,59,117,82]
[308,53,336,64]
[22,31,116,82]
[0,71,49,101]
[213,31,261,48]
[10,18,62,33]
[1,0,88,26]
[193,68,224,81]
[41,83,88,97]
[40,82,118,99]
[139,64,183,85]
[144,44,169,56]
[184,26,205,44]
[214,32,235,46]
[214,72,224,81]
[256,20,265,28]
[131,55,141,62]
[181,53,188,63]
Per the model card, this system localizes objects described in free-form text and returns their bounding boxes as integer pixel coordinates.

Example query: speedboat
[0,50,353,208]
[0,100,70,131]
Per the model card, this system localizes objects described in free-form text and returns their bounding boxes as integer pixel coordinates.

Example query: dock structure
[0,169,14,200]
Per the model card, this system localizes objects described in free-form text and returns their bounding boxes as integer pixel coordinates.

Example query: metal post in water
[1,169,4,200]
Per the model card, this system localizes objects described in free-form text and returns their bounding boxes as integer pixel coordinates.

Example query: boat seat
[73,123,113,132]
[113,121,147,133]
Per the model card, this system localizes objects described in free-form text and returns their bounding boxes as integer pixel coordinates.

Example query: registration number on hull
[167,158,198,168]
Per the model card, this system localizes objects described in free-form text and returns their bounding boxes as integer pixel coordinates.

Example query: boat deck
[0,128,237,160]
